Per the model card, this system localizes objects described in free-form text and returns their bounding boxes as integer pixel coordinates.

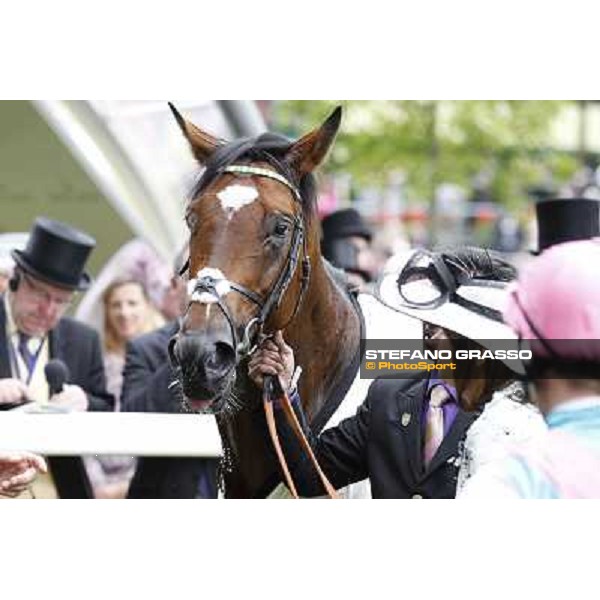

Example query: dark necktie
[18,332,37,377]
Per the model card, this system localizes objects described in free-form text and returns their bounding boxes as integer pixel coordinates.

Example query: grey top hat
[11,217,96,290]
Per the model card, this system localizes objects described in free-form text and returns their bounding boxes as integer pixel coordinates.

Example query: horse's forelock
[189,134,317,224]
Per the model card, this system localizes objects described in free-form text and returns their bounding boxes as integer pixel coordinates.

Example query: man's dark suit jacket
[0,297,114,499]
[280,374,477,499]
[121,322,218,498]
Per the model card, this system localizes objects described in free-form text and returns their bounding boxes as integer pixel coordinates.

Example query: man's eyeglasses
[21,272,74,309]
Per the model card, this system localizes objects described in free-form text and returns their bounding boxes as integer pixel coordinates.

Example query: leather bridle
[182,164,311,361]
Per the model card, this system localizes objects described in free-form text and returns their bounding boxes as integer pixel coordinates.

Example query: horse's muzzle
[169,331,237,411]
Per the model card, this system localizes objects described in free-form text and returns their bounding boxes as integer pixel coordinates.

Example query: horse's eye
[186,212,199,231]
[274,222,289,237]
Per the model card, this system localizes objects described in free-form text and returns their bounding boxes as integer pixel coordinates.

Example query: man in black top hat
[0,217,113,498]
[321,208,377,290]
[533,197,600,253]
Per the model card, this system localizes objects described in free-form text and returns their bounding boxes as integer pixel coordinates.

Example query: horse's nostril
[175,334,236,389]
[204,342,236,380]
[214,342,236,368]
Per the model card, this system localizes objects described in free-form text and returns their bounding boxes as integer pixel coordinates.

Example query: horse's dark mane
[190,133,318,223]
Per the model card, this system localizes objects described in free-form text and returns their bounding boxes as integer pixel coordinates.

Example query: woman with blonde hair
[102,278,164,404]
[86,277,164,498]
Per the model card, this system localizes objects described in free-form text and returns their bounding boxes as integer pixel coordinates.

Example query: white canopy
[33,100,266,262]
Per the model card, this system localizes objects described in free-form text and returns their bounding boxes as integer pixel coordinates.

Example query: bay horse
[168,104,362,498]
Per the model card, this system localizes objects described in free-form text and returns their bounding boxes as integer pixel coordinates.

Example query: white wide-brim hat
[375,249,522,372]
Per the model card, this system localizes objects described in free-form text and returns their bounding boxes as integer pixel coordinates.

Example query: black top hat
[534,198,600,254]
[321,208,372,243]
[11,217,96,290]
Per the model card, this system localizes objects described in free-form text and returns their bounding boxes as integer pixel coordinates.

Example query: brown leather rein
[263,376,339,499]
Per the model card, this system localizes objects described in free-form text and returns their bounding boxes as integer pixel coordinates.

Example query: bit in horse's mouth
[181,375,236,415]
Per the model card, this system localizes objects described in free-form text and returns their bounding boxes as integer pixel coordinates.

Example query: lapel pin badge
[401,412,411,427]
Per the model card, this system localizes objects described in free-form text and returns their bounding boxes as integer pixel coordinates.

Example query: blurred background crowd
[4,101,600,272]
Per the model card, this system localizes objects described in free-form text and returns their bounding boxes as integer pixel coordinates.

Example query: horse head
[168,104,342,415]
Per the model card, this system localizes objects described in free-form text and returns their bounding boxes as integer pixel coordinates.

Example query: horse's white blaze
[217,184,258,219]
[188,267,232,305]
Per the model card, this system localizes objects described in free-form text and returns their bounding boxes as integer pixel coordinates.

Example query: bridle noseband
[183,164,311,360]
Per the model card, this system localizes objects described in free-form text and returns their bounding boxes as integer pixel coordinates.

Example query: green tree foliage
[272,101,578,209]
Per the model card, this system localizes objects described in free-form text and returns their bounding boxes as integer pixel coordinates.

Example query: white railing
[0,412,222,458]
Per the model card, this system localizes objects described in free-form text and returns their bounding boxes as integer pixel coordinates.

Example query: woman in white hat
[376,246,547,494]
[248,246,546,498]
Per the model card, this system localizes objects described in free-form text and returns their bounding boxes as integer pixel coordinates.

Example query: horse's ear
[168,102,222,164]
[285,106,342,175]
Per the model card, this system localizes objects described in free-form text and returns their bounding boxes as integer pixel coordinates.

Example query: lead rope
[263,376,339,500]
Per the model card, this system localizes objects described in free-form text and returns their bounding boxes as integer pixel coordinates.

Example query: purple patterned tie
[423,384,449,466]
[18,333,36,377]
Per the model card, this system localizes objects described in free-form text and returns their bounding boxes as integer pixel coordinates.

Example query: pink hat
[504,239,600,360]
